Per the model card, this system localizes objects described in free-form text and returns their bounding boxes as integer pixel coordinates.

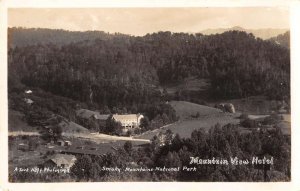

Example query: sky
[8,8,289,36]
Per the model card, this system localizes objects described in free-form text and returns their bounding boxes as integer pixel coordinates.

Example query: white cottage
[25,90,33,94]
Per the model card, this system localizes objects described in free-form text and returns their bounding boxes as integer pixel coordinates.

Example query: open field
[169,100,222,119]
[137,113,240,139]
[58,120,89,134]
[210,96,284,115]
[137,101,240,139]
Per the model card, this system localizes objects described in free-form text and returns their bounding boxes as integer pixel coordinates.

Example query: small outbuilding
[24,98,34,105]
[215,103,235,113]
[57,140,65,146]
[44,154,76,169]
[65,141,72,146]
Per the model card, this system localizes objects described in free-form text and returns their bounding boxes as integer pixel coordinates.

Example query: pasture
[59,120,89,134]
[137,101,240,139]
[169,100,222,119]
[213,96,285,115]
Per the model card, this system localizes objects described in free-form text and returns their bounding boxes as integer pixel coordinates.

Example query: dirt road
[8,131,40,136]
[62,132,150,143]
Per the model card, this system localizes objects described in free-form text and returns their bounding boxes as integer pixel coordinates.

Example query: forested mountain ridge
[8,27,128,48]
[268,31,290,49]
[8,28,290,112]
[200,26,288,40]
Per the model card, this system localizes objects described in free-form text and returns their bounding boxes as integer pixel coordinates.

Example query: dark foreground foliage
[10,123,290,182]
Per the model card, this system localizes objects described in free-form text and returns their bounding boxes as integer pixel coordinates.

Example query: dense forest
[8,28,290,110]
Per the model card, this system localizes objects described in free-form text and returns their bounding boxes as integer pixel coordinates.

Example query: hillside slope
[9,109,89,134]
[169,101,222,119]
[8,29,290,110]
[58,120,89,134]
[138,101,240,139]
[8,110,37,132]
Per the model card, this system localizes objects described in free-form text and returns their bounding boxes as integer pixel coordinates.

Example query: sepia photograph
[4,6,293,184]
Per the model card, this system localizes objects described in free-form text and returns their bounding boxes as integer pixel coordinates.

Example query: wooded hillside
[8,28,290,109]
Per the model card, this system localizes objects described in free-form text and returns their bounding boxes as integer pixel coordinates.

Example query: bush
[126,130,132,137]
[241,118,258,128]
[28,139,38,151]
[105,115,123,135]
[124,141,133,153]
[262,114,281,125]
[239,113,249,120]
[134,128,141,135]
[140,116,150,129]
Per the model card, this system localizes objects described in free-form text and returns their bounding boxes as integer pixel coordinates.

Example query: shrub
[239,113,249,120]
[262,114,281,125]
[241,118,258,128]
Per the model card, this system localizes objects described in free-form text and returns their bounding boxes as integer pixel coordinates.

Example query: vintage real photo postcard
[1,0,300,190]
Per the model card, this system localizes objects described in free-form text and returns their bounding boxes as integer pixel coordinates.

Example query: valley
[7,27,291,182]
